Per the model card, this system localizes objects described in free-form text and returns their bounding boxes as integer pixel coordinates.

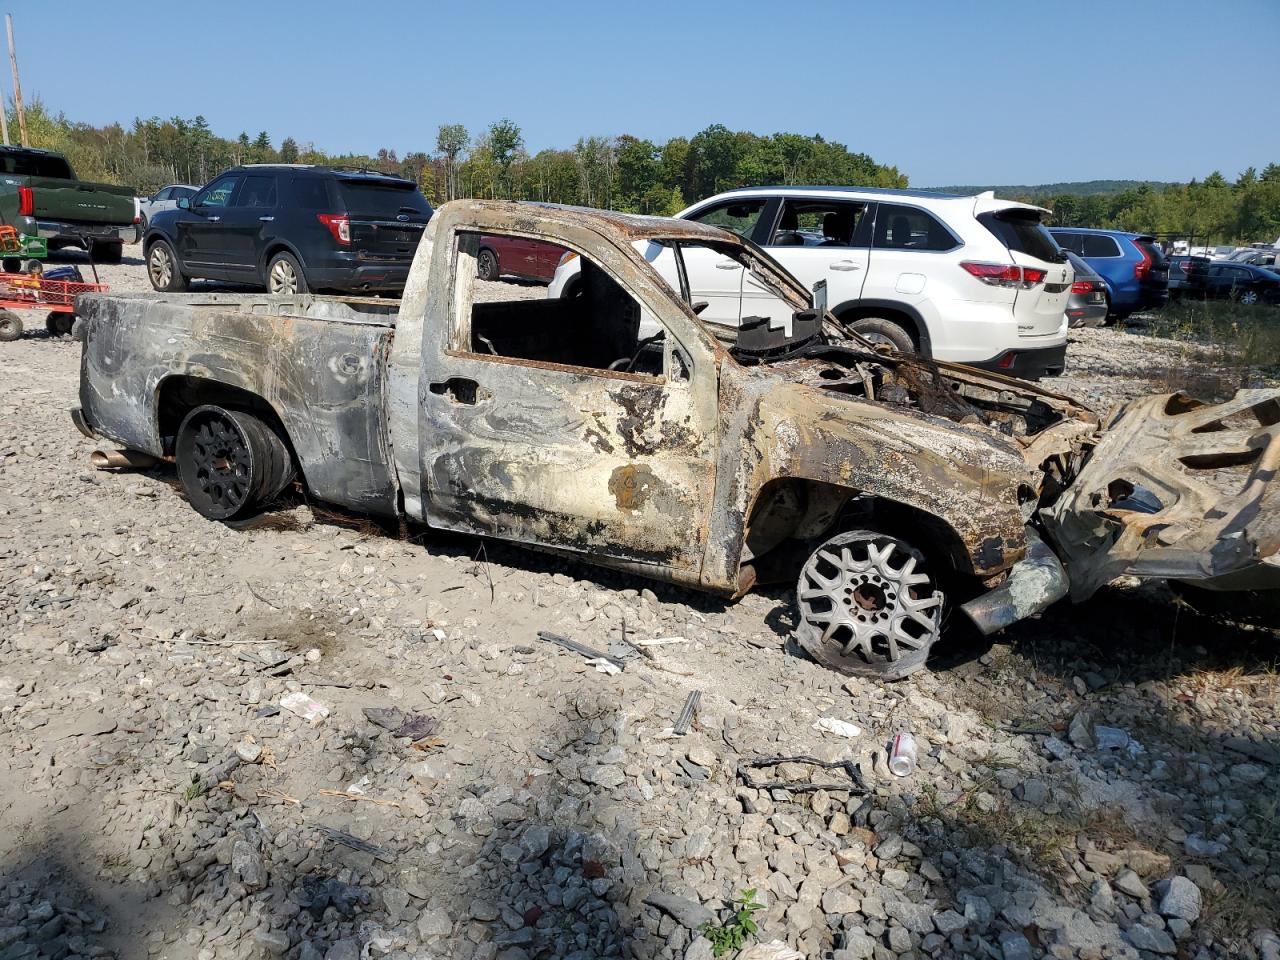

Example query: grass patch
[915,763,1141,887]
[1139,298,1280,381]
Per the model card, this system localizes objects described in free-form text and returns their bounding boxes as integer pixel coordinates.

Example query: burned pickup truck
[73,200,1280,679]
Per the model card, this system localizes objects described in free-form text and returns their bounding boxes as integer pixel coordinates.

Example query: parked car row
[1170,258,1280,305]
[16,146,1265,378]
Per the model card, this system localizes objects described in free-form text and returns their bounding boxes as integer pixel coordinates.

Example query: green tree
[251,131,273,164]
[279,137,299,163]
[487,118,523,198]
[435,123,469,201]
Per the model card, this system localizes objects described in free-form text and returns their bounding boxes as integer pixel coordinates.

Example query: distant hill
[924,179,1175,199]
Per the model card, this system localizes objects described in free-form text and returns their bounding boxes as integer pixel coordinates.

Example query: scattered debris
[673,691,702,736]
[737,756,866,794]
[635,636,689,647]
[536,630,626,672]
[317,826,395,863]
[813,716,862,739]
[888,731,918,777]
[279,691,329,722]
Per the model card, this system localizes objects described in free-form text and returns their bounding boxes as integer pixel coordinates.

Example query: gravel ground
[1,248,1278,960]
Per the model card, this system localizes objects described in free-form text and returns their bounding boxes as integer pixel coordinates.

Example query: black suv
[143,165,433,295]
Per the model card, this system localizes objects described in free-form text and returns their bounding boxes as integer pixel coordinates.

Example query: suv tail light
[1132,240,1153,281]
[317,213,351,245]
[960,261,1045,290]
[1071,279,1094,295]
[17,186,33,217]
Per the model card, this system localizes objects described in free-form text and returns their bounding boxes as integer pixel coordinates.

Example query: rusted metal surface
[1041,389,1280,597]
[76,291,401,515]
[75,199,1278,641]
[960,528,1070,635]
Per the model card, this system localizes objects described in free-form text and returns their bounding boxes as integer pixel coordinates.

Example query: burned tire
[46,312,74,336]
[1,257,21,273]
[847,317,916,354]
[795,529,944,680]
[175,405,295,521]
[0,309,21,342]
[148,240,187,292]
[477,248,500,282]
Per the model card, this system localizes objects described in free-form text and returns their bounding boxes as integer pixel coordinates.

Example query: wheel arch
[155,374,306,487]
[736,476,979,591]
[832,298,933,357]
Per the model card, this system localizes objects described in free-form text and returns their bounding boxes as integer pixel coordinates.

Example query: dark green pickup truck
[0,145,138,265]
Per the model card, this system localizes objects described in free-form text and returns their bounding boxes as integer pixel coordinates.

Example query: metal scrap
[673,691,701,736]
[1041,389,1280,598]
[737,755,867,794]
[536,630,627,671]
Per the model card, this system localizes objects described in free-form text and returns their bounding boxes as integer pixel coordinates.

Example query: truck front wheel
[794,529,944,680]
[175,405,295,521]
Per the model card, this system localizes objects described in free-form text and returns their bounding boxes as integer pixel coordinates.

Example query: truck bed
[76,292,403,515]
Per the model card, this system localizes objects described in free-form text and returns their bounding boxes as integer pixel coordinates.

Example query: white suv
[549,186,1072,378]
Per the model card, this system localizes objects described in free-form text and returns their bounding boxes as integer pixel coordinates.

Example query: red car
[477,234,566,283]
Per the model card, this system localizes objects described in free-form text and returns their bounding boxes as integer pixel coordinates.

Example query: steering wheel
[608,331,666,372]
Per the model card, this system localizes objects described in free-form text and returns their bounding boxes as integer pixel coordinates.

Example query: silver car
[1064,252,1109,328]
[137,184,198,230]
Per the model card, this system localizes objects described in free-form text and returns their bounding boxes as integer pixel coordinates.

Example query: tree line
[10,100,904,216]
[10,98,1280,243]
[1015,169,1280,245]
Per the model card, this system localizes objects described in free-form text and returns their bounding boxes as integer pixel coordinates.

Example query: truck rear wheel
[477,248,500,282]
[175,405,295,521]
[795,529,944,680]
[148,240,188,292]
[0,309,21,342]
[90,241,123,264]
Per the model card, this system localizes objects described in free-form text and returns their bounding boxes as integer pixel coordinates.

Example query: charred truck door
[417,224,721,583]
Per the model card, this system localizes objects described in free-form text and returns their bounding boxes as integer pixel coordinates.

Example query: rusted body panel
[398,202,1036,593]
[75,200,1278,642]
[76,292,401,515]
[1041,389,1280,597]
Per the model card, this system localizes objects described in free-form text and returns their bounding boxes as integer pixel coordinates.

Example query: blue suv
[1048,228,1168,319]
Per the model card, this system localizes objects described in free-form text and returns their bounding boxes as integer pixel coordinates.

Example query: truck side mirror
[177,197,191,210]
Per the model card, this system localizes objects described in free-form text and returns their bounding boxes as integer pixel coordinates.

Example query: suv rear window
[335,177,432,218]
[980,210,1065,262]
[0,151,73,179]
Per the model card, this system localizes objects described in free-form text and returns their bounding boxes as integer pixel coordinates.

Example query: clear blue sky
[13,0,1279,186]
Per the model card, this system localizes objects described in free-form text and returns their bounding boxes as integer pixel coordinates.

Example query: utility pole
[6,14,27,147]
